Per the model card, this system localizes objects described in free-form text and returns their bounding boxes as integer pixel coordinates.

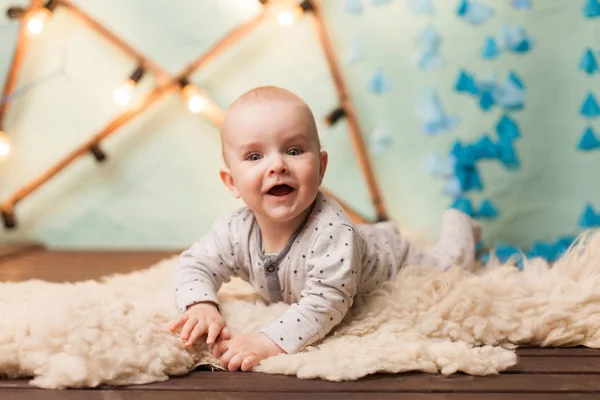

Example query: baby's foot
[435,209,478,270]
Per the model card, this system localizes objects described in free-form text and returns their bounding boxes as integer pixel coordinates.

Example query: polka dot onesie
[173,192,478,354]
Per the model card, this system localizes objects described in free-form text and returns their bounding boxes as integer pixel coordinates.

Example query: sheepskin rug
[1,230,599,389]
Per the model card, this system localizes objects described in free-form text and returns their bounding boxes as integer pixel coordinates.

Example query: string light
[6,6,26,20]
[27,8,51,35]
[0,130,11,157]
[113,65,145,106]
[176,78,224,125]
[89,143,106,162]
[6,0,57,35]
[275,0,313,27]
[325,106,347,126]
[179,78,208,114]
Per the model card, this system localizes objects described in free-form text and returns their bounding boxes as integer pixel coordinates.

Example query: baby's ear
[319,150,328,183]
[219,168,241,198]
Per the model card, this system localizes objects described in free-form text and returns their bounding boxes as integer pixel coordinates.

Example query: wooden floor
[1,244,600,399]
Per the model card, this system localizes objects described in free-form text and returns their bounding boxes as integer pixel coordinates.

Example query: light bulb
[182,84,207,113]
[188,94,207,114]
[276,11,295,26]
[0,131,11,157]
[27,8,50,35]
[276,4,303,26]
[113,79,135,106]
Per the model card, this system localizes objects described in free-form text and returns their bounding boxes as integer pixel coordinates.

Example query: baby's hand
[168,302,231,348]
[212,333,286,372]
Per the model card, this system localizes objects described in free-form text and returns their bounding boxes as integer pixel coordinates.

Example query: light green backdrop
[0,0,598,249]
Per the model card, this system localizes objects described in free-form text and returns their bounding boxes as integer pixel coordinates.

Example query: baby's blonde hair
[220,86,320,166]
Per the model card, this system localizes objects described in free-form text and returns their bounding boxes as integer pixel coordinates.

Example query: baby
[168,86,480,372]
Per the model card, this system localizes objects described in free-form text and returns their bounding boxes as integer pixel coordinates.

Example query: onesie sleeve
[173,213,238,313]
[261,223,363,354]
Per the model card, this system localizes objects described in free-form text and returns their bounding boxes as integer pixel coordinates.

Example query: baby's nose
[268,158,288,175]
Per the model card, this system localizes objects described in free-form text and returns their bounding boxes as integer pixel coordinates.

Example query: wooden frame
[0,1,42,129]
[0,0,388,229]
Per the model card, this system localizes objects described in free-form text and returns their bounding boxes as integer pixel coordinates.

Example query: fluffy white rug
[1,230,599,389]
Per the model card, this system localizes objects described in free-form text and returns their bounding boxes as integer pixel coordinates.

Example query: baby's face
[220,100,327,224]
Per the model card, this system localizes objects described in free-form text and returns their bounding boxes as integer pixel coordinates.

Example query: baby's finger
[241,355,258,372]
[220,349,234,369]
[206,323,221,345]
[168,315,188,332]
[218,326,232,341]
[185,322,208,347]
[212,340,229,358]
[228,353,244,372]
[179,317,198,341]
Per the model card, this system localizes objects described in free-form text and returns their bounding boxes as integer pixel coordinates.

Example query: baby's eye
[246,153,262,161]
[287,148,303,156]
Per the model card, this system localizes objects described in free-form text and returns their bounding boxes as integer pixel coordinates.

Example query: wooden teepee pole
[0,2,40,127]
[309,0,388,222]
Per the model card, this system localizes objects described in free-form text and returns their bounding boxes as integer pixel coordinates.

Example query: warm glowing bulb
[276,11,295,26]
[27,9,49,35]
[0,131,11,157]
[183,85,207,113]
[188,94,207,114]
[113,79,135,106]
[276,5,303,26]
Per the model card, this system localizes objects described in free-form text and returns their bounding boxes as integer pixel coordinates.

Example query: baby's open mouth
[267,185,294,197]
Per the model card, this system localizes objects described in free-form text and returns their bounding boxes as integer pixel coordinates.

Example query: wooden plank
[1,389,599,400]
[4,357,599,392]
[81,372,600,393]
[0,243,44,262]
[517,348,600,357]
[0,250,179,282]
[7,370,600,393]
[509,357,600,373]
